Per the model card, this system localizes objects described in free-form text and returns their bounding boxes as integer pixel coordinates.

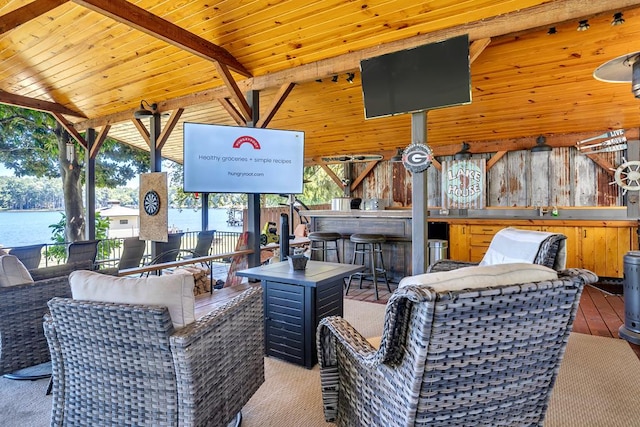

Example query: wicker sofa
[0,260,116,377]
[45,283,264,427]
[317,264,597,427]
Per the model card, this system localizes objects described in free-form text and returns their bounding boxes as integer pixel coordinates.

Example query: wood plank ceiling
[2,0,640,165]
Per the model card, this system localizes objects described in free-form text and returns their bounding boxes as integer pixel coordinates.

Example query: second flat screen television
[183,123,305,194]
[360,34,471,119]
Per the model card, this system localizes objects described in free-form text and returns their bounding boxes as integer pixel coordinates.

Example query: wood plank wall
[351,146,623,208]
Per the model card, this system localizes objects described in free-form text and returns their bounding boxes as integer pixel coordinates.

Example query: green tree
[0,105,149,242]
[47,212,119,262]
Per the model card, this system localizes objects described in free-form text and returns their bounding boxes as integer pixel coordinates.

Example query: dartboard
[143,190,160,216]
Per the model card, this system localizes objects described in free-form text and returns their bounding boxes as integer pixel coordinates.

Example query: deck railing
[5,230,244,270]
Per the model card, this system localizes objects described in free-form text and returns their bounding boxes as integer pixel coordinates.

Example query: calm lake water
[0,208,242,248]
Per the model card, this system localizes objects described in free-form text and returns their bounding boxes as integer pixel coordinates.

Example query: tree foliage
[0,104,148,241]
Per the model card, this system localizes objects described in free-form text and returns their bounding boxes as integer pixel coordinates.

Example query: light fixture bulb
[612,12,625,26]
[577,20,590,31]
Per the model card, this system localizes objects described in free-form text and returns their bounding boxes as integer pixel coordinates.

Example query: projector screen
[360,34,471,119]
[183,123,305,194]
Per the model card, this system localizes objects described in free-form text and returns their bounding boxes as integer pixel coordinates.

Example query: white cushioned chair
[429,227,567,273]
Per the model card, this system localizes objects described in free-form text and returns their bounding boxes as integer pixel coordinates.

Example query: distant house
[99,201,139,238]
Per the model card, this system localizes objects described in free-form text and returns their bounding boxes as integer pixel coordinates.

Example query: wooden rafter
[51,112,87,149]
[214,63,252,122]
[487,151,507,170]
[320,163,345,190]
[469,38,491,63]
[132,118,151,148]
[218,98,245,126]
[0,90,85,118]
[585,153,616,177]
[89,125,111,159]
[0,0,68,35]
[156,109,183,151]
[257,83,296,129]
[72,0,251,77]
[350,161,378,192]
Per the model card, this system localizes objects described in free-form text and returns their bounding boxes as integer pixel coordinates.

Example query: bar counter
[306,208,638,280]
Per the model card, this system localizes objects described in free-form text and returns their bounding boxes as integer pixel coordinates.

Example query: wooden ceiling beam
[0,90,86,118]
[257,82,296,129]
[214,62,252,122]
[74,0,640,132]
[218,98,245,126]
[89,125,111,159]
[156,108,183,152]
[0,0,68,35]
[72,0,251,78]
[51,112,88,150]
[131,118,151,148]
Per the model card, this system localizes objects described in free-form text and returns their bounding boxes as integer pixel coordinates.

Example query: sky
[0,164,11,176]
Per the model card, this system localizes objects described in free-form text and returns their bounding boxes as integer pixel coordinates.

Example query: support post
[149,113,162,260]
[85,128,96,241]
[411,112,429,275]
[246,90,262,268]
[201,193,209,230]
[627,139,640,219]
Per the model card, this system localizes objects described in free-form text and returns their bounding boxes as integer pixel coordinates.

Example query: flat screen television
[183,123,305,194]
[360,34,471,119]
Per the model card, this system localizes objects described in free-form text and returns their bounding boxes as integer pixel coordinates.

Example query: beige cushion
[0,254,34,287]
[398,263,557,293]
[69,270,195,329]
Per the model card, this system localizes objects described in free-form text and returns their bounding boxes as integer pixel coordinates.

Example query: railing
[5,230,244,270]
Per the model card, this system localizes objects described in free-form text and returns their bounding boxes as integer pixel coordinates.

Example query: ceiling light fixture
[454,142,472,160]
[390,148,404,162]
[133,100,157,119]
[346,73,355,83]
[594,51,640,98]
[577,20,590,31]
[547,27,557,35]
[612,12,625,26]
[531,135,552,152]
[331,75,338,83]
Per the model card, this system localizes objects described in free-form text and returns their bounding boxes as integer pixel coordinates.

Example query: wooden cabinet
[446,219,637,278]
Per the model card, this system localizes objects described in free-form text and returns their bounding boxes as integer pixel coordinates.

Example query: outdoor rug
[2,299,640,426]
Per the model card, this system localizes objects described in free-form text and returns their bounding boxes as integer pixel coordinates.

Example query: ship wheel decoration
[609,158,640,194]
[143,190,160,216]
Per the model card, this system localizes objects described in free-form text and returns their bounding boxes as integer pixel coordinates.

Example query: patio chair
[428,227,567,273]
[0,275,71,379]
[66,239,100,268]
[191,230,215,258]
[9,244,45,270]
[45,281,264,427]
[147,232,184,265]
[117,237,146,270]
[318,266,598,427]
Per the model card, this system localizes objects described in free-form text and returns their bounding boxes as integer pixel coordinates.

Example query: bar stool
[345,233,391,300]
[308,232,342,263]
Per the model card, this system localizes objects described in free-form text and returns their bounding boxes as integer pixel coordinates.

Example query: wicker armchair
[0,276,71,376]
[44,285,264,427]
[317,268,597,427]
[429,228,567,273]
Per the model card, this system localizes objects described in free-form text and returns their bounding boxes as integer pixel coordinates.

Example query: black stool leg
[376,242,392,293]
[369,243,380,300]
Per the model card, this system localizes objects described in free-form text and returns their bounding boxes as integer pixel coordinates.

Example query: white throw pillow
[0,254,34,287]
[398,263,558,293]
[69,270,195,329]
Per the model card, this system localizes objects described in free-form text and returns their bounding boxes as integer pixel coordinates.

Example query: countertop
[305,207,637,223]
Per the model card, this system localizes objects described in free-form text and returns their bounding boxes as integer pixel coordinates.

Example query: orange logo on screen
[232,136,261,149]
